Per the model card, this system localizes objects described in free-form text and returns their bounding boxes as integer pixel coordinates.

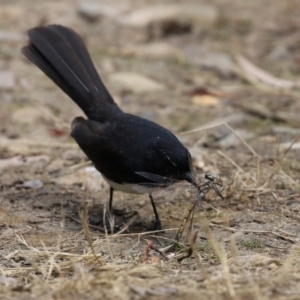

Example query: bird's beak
[183,172,197,187]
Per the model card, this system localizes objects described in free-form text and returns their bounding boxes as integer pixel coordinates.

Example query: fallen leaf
[190,86,231,98]
[48,127,69,137]
[192,95,220,107]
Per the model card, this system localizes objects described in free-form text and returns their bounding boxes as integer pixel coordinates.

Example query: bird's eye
[205,173,215,181]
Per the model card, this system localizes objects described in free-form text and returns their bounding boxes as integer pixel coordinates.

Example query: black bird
[22,24,197,230]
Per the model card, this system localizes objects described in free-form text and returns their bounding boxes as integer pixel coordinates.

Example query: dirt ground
[1,0,300,299]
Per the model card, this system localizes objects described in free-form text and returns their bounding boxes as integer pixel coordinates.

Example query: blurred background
[1,1,300,298]
[0,0,300,207]
[1,0,300,152]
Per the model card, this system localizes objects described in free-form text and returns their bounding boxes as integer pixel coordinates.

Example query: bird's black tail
[22,25,123,122]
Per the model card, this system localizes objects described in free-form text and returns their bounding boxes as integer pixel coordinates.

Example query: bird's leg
[109,187,114,213]
[108,187,125,215]
[109,187,135,218]
[149,194,162,230]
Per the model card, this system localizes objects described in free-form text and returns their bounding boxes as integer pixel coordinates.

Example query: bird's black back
[71,113,194,184]
[22,24,122,122]
[22,25,196,187]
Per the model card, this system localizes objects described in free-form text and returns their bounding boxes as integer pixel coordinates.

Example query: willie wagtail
[22,25,197,230]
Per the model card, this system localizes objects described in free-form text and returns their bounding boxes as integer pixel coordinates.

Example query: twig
[211,224,300,244]
[79,205,102,264]
[144,239,168,261]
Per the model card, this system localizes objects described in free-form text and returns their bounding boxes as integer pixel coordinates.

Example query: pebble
[104,4,219,42]
[192,51,235,78]
[52,167,106,192]
[109,72,166,93]
[0,155,49,170]
[23,179,43,189]
[119,4,217,30]
[10,106,54,125]
[0,30,26,42]
[77,1,127,22]
[61,149,87,161]
[0,71,15,90]
[119,5,179,28]
[121,42,184,61]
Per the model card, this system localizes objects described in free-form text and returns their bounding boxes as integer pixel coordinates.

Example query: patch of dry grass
[2,1,300,299]
[2,125,300,299]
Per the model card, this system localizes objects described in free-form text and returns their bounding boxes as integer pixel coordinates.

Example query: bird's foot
[112,208,137,219]
[151,219,162,231]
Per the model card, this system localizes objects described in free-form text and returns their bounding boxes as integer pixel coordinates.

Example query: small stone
[101,58,116,74]
[61,149,87,161]
[0,31,25,42]
[268,45,289,61]
[195,52,235,78]
[1,228,15,237]
[24,155,50,173]
[109,72,166,93]
[116,4,218,41]
[23,179,43,189]
[77,2,126,22]
[119,5,179,28]
[52,166,106,192]
[46,159,65,174]
[0,71,15,90]
[0,275,18,288]
[0,155,49,170]
[10,106,53,124]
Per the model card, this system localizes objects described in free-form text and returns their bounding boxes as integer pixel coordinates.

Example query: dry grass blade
[181,122,258,157]
[175,199,198,242]
[78,205,102,264]
[235,102,300,126]
[203,222,236,299]
[176,174,224,242]
[3,4,300,299]
[262,131,300,188]
[217,150,245,173]
[211,224,300,244]
[237,55,297,89]
[113,211,139,235]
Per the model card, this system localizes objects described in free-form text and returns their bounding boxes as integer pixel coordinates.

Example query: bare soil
[1,1,300,299]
